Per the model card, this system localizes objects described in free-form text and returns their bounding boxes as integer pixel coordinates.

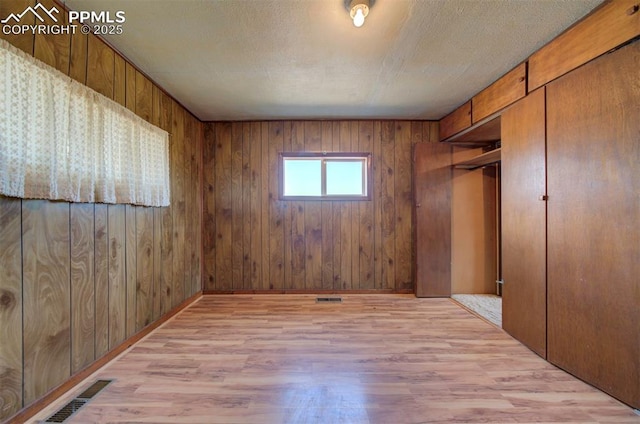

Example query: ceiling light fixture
[349,0,370,28]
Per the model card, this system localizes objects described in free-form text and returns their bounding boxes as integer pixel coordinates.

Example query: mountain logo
[1,3,59,24]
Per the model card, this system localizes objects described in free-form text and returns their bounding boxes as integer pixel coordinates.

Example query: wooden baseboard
[4,292,203,424]
[203,289,415,295]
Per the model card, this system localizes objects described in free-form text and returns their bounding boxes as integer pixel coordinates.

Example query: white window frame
[279,152,372,201]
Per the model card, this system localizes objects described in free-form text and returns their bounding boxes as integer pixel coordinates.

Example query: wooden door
[414,142,452,297]
[546,41,639,408]
[501,88,547,358]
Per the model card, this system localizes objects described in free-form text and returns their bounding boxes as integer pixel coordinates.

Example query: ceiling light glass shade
[349,1,369,28]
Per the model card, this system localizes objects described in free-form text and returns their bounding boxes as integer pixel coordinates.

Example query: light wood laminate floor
[30,295,639,423]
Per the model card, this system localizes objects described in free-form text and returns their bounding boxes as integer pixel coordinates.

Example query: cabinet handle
[538,195,549,201]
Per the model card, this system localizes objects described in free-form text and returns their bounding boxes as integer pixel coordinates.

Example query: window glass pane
[326,160,364,196]
[283,159,321,196]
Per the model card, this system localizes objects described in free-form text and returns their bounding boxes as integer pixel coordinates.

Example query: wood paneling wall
[203,121,438,292]
[0,5,203,419]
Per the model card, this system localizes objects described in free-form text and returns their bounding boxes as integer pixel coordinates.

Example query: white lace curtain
[0,39,170,207]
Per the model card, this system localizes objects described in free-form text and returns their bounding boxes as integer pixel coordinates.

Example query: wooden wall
[203,121,438,292]
[0,0,203,420]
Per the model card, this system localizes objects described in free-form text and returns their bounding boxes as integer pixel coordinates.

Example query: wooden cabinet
[414,142,452,297]
[500,40,639,409]
[501,88,547,358]
[528,0,640,90]
[546,40,639,409]
[439,101,471,141]
[472,63,527,124]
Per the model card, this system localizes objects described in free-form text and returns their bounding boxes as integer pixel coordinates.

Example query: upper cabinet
[439,101,471,140]
[439,63,526,144]
[472,63,527,124]
[529,0,640,91]
[439,0,640,145]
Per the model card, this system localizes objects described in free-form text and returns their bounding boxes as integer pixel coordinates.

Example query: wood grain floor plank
[27,295,639,424]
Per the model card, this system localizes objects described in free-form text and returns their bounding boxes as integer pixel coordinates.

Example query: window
[280,152,371,200]
[0,37,170,207]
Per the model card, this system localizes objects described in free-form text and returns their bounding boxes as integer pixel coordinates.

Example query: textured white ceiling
[63,0,602,121]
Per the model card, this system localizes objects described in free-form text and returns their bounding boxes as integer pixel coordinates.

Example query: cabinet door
[546,41,639,408]
[414,142,452,297]
[501,88,547,357]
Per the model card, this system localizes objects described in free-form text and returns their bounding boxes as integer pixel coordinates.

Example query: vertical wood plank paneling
[423,121,439,143]
[151,208,163,321]
[230,123,244,289]
[289,122,305,289]
[193,119,204,294]
[151,86,162,317]
[188,116,199,295]
[135,71,152,122]
[241,123,252,290]
[94,204,109,358]
[249,122,262,289]
[0,0,35,55]
[125,204,137,337]
[172,103,185,304]
[68,30,87,84]
[215,123,233,291]
[113,54,126,107]
[183,116,194,296]
[349,122,360,289]
[86,35,114,99]
[203,124,216,291]
[202,121,426,293]
[372,121,383,288]
[282,122,293,289]
[269,122,285,290]
[159,93,173,311]
[0,197,23,421]
[331,122,342,289]
[1,24,203,416]
[107,205,126,349]
[136,207,154,330]
[358,121,374,289]
[260,122,271,290]
[125,62,136,112]
[338,122,352,290]
[22,201,70,404]
[304,122,322,290]
[380,122,396,290]
[395,121,413,291]
[321,122,334,290]
[70,203,95,373]
[33,0,69,74]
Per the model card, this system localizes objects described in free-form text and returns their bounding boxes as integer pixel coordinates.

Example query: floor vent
[44,399,86,423]
[77,379,112,399]
[316,296,342,303]
[44,379,113,423]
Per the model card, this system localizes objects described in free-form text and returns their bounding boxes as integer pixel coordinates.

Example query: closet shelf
[453,148,501,170]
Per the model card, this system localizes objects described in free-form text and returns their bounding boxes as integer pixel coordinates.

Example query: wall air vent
[316,297,342,303]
